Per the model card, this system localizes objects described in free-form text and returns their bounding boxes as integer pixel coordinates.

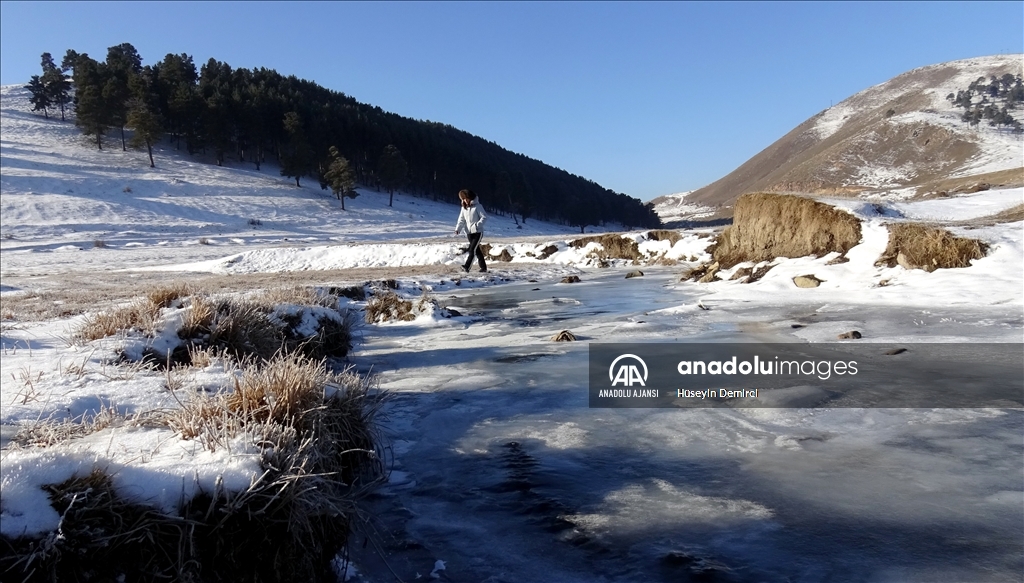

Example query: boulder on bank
[793,274,824,288]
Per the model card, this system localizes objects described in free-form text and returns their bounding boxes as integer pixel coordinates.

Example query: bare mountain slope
[685,54,1023,210]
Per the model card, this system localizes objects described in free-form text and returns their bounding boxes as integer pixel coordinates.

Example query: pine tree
[280,111,313,187]
[72,55,110,149]
[494,171,518,225]
[25,75,51,118]
[61,49,80,73]
[324,146,358,210]
[512,171,534,223]
[127,72,163,167]
[104,43,143,151]
[43,68,72,121]
[37,52,71,121]
[377,144,407,206]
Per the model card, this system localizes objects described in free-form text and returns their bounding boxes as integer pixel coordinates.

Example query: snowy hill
[668,54,1023,216]
[0,84,583,275]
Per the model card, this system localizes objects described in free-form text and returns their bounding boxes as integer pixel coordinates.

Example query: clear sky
[1,2,1021,201]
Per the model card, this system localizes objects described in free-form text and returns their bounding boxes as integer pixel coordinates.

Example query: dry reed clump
[11,405,131,448]
[175,297,284,364]
[75,298,161,342]
[364,291,415,323]
[146,282,192,308]
[78,289,353,367]
[569,234,642,261]
[251,286,338,310]
[0,289,122,321]
[3,355,386,583]
[327,285,367,301]
[710,193,862,268]
[876,223,988,271]
[281,311,354,361]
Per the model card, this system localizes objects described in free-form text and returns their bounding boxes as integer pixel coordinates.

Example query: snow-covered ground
[2,82,1023,582]
[649,189,718,224]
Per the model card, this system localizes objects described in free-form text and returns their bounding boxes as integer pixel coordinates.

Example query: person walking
[454,189,488,272]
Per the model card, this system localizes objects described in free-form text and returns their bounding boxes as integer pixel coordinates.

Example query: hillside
[26,45,660,231]
[671,54,1024,215]
[0,84,597,275]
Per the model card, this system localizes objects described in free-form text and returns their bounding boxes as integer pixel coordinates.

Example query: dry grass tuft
[551,330,577,342]
[146,282,192,308]
[569,234,642,261]
[365,291,415,323]
[286,311,354,360]
[327,285,367,301]
[75,299,160,342]
[198,300,283,363]
[3,355,386,582]
[224,353,332,426]
[710,193,862,268]
[876,223,988,271]
[11,405,134,448]
[77,289,353,368]
[253,286,338,310]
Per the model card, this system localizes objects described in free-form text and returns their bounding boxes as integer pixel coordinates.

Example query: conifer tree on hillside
[153,53,198,151]
[377,144,407,206]
[512,171,534,224]
[200,58,235,165]
[25,75,51,118]
[494,171,518,225]
[104,43,143,151]
[61,49,80,74]
[42,53,72,122]
[126,71,163,168]
[281,111,314,187]
[324,146,358,210]
[71,55,111,149]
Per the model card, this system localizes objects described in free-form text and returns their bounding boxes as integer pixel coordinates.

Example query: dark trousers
[464,232,487,271]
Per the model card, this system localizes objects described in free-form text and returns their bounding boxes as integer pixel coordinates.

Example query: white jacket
[455,201,488,234]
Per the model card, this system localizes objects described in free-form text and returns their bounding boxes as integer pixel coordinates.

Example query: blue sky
[1,2,1021,200]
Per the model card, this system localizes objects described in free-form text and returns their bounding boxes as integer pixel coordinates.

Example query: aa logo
[609,354,648,387]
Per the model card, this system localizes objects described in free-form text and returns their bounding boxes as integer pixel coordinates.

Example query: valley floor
[3,260,1022,583]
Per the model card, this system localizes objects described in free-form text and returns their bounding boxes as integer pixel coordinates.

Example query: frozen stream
[348,268,1023,583]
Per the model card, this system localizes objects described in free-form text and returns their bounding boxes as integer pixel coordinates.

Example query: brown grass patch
[78,290,352,367]
[253,286,338,309]
[4,356,385,583]
[146,282,192,308]
[876,223,988,271]
[711,193,862,268]
[11,404,131,448]
[191,299,283,363]
[569,234,641,261]
[551,330,577,341]
[365,291,414,323]
[75,299,161,342]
